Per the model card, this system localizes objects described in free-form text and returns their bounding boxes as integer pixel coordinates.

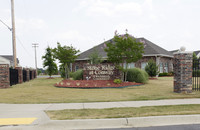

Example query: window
[160,63,163,73]
[129,63,135,69]
[164,63,168,73]
[123,63,135,69]
[141,62,147,70]
[75,65,79,71]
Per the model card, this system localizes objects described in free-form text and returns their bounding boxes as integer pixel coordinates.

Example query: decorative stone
[180,46,186,52]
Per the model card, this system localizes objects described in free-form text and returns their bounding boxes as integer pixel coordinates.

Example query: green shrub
[127,68,149,83]
[72,69,83,80]
[145,59,159,77]
[113,79,122,84]
[168,72,174,76]
[158,73,168,77]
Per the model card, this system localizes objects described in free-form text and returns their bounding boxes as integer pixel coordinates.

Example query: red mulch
[149,77,158,80]
[54,80,143,88]
[47,77,54,79]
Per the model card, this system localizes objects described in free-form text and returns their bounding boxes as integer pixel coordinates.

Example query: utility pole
[32,43,39,75]
[11,0,17,68]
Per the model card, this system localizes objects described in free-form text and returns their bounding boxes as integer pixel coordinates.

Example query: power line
[0,19,12,31]
[0,18,34,60]
[16,36,33,58]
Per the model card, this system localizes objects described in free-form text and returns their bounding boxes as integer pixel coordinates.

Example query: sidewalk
[1,98,200,129]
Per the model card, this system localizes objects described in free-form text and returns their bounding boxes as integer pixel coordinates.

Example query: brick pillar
[174,51,193,93]
[26,69,30,81]
[32,70,34,79]
[15,67,23,83]
[0,64,10,88]
[34,70,37,78]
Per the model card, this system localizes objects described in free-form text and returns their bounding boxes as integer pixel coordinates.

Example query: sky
[0,0,200,68]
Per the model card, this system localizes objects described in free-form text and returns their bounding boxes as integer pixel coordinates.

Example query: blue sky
[0,0,200,68]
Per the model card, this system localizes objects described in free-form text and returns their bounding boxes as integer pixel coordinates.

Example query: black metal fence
[9,68,18,86]
[29,70,32,80]
[193,59,200,91]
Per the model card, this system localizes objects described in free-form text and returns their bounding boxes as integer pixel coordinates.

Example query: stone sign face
[83,64,121,80]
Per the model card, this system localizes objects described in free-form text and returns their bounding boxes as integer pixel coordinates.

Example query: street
[99,124,200,130]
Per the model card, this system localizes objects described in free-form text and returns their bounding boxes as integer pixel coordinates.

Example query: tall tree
[89,47,103,64]
[53,42,79,79]
[104,31,144,81]
[42,46,58,78]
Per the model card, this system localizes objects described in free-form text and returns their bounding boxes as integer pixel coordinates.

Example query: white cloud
[54,30,88,41]
[76,0,146,17]
[114,2,142,15]
[16,18,47,31]
[114,23,150,36]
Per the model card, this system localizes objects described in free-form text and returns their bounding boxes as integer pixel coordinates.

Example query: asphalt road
[99,124,200,130]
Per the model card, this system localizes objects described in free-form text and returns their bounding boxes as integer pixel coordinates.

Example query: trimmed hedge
[127,68,149,83]
[158,72,174,77]
[158,73,168,77]
[71,69,83,80]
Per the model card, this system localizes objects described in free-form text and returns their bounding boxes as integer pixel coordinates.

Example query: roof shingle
[77,36,173,60]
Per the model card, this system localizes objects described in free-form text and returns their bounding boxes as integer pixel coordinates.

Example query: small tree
[89,47,103,64]
[145,59,159,77]
[42,46,58,78]
[53,42,79,79]
[104,31,144,81]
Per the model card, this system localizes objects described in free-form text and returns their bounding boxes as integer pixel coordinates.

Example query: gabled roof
[0,55,19,64]
[194,50,200,55]
[77,35,173,60]
[169,49,179,54]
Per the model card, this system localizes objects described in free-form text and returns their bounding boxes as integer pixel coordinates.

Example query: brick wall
[73,56,174,73]
[174,52,193,93]
[15,67,23,83]
[26,69,30,81]
[0,64,10,88]
[135,56,156,68]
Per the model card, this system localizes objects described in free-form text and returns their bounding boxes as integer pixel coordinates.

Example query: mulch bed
[149,77,158,80]
[54,80,143,89]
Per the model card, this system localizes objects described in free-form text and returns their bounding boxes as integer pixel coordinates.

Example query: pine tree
[42,46,57,78]
[145,59,159,77]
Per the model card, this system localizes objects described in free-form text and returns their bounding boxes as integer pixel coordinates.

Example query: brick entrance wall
[83,63,122,80]
[15,67,23,84]
[0,64,10,88]
[174,52,193,93]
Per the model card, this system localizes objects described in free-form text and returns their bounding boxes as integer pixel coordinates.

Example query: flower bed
[55,80,143,88]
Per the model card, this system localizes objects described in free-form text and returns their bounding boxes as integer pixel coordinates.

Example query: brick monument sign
[83,64,121,80]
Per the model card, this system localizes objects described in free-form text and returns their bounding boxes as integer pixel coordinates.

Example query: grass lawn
[46,104,200,120]
[0,77,200,104]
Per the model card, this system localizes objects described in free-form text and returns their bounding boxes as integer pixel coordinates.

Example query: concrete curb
[38,114,200,129]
